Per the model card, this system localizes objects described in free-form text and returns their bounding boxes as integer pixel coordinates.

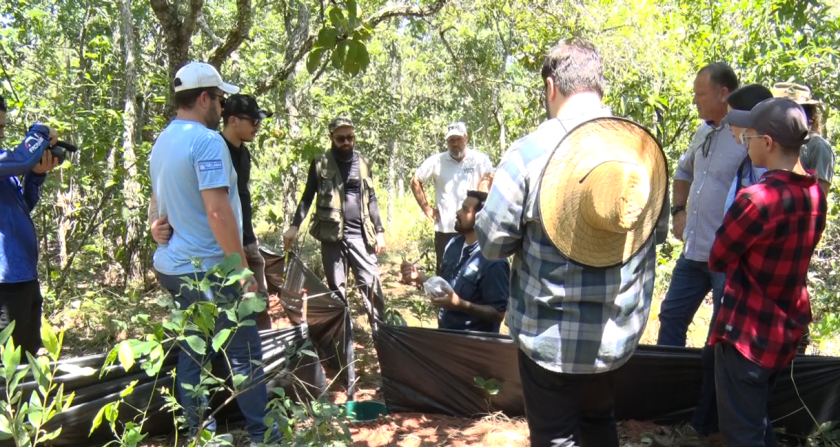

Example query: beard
[331,142,355,161]
[204,107,221,130]
[454,219,474,234]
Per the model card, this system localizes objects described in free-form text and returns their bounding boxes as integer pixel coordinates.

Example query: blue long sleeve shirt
[0,124,52,283]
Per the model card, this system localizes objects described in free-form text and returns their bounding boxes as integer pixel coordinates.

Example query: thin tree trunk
[386,43,402,224]
[120,0,143,285]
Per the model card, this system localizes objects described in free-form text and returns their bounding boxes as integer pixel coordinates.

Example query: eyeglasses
[235,115,262,127]
[207,90,227,108]
[739,133,768,145]
[334,135,355,143]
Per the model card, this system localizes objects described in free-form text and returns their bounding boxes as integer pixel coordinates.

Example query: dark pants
[321,237,384,324]
[715,343,779,447]
[658,253,726,435]
[0,280,43,358]
[518,350,619,447]
[434,231,458,274]
[156,271,277,442]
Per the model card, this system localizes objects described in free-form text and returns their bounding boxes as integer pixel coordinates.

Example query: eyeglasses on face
[739,132,768,145]
[235,115,261,127]
[334,134,355,143]
[207,90,227,108]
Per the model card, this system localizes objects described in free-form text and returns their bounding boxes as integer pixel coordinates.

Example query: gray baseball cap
[723,97,809,147]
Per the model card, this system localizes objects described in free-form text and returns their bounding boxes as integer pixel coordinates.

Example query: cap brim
[258,110,273,119]
[722,109,753,128]
[220,82,240,94]
[445,131,466,139]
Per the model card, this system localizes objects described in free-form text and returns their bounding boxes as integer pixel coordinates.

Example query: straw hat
[771,82,822,105]
[537,117,668,268]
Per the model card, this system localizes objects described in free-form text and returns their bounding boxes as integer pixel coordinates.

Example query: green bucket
[345,400,388,422]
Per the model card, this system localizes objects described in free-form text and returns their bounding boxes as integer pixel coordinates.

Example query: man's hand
[672,211,686,241]
[240,276,258,294]
[430,288,463,311]
[32,149,59,174]
[424,206,440,223]
[48,127,59,147]
[375,232,386,255]
[151,215,173,244]
[283,226,299,253]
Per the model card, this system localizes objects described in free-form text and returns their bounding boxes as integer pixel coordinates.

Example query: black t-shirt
[222,135,256,245]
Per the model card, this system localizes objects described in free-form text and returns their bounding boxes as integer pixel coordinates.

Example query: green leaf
[238,296,266,320]
[347,0,359,29]
[473,377,485,387]
[120,380,138,398]
[219,252,242,274]
[332,40,348,70]
[211,328,232,352]
[316,27,339,49]
[232,373,248,389]
[0,414,12,440]
[184,335,206,356]
[118,340,135,372]
[0,321,15,347]
[328,6,346,28]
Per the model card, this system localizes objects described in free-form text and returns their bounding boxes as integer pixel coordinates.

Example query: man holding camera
[0,94,60,357]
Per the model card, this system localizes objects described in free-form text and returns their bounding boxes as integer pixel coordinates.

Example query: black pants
[433,231,458,273]
[0,280,43,357]
[321,237,384,324]
[715,343,779,447]
[518,349,619,447]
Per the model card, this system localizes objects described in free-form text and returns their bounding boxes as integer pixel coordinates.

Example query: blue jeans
[715,343,779,447]
[657,253,725,435]
[157,271,277,442]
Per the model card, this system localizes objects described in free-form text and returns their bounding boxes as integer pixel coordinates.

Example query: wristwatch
[671,205,686,216]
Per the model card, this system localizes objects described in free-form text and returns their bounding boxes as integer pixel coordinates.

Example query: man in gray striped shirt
[657,62,745,441]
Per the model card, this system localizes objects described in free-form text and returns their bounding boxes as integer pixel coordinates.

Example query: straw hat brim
[537,117,668,268]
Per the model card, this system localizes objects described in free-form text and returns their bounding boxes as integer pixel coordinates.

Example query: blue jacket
[0,124,52,283]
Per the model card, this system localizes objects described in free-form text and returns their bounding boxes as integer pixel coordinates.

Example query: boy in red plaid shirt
[709,97,827,446]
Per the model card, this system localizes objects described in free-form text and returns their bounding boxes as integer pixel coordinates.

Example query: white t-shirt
[415,148,494,233]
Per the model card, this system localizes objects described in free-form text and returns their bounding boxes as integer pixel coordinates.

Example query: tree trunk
[386,43,402,224]
[120,0,143,285]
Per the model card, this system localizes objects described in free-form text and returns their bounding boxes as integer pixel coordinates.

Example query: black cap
[723,98,809,147]
[223,94,272,120]
[727,84,773,111]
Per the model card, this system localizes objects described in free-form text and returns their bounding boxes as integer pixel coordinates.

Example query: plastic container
[345,400,388,422]
[423,276,453,298]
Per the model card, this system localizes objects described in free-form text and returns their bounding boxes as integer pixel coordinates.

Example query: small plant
[473,376,501,415]
[406,299,436,328]
[807,421,840,446]
[0,319,95,447]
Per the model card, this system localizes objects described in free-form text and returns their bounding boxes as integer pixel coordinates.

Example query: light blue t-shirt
[724,157,768,211]
[150,120,242,275]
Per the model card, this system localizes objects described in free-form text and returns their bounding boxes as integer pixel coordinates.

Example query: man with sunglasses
[150,94,274,330]
[148,62,278,446]
[283,116,386,325]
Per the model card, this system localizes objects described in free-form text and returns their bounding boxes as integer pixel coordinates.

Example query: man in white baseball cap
[148,61,278,445]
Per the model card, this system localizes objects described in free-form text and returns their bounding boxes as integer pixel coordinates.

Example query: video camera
[49,141,79,164]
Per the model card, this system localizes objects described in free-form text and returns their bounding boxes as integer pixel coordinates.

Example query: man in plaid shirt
[476,39,669,446]
[710,97,826,446]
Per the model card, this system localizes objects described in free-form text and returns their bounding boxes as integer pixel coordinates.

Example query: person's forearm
[459,300,503,323]
[148,194,159,226]
[208,202,248,268]
[22,173,46,212]
[410,176,430,211]
[290,161,318,228]
[673,179,690,207]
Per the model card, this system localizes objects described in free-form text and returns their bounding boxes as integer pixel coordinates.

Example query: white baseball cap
[173,62,239,94]
[445,121,468,140]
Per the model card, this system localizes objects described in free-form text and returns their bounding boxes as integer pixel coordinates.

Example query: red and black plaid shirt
[709,170,826,370]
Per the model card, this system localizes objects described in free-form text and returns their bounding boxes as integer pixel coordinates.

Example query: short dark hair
[698,62,739,92]
[541,38,604,99]
[173,88,211,110]
[466,190,488,212]
[0,95,6,112]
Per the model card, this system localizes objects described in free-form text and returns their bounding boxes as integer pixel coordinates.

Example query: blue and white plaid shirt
[476,108,669,374]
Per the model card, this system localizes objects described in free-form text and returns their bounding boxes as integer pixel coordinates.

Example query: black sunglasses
[234,114,262,126]
[334,134,355,143]
[207,90,227,108]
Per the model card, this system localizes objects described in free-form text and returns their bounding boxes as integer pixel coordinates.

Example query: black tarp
[265,250,360,397]
[374,324,840,436]
[267,250,840,437]
[0,325,326,446]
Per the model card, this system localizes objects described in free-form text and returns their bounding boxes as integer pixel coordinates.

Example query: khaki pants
[244,240,271,330]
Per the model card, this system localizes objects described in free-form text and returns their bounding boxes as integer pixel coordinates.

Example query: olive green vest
[307,151,377,248]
